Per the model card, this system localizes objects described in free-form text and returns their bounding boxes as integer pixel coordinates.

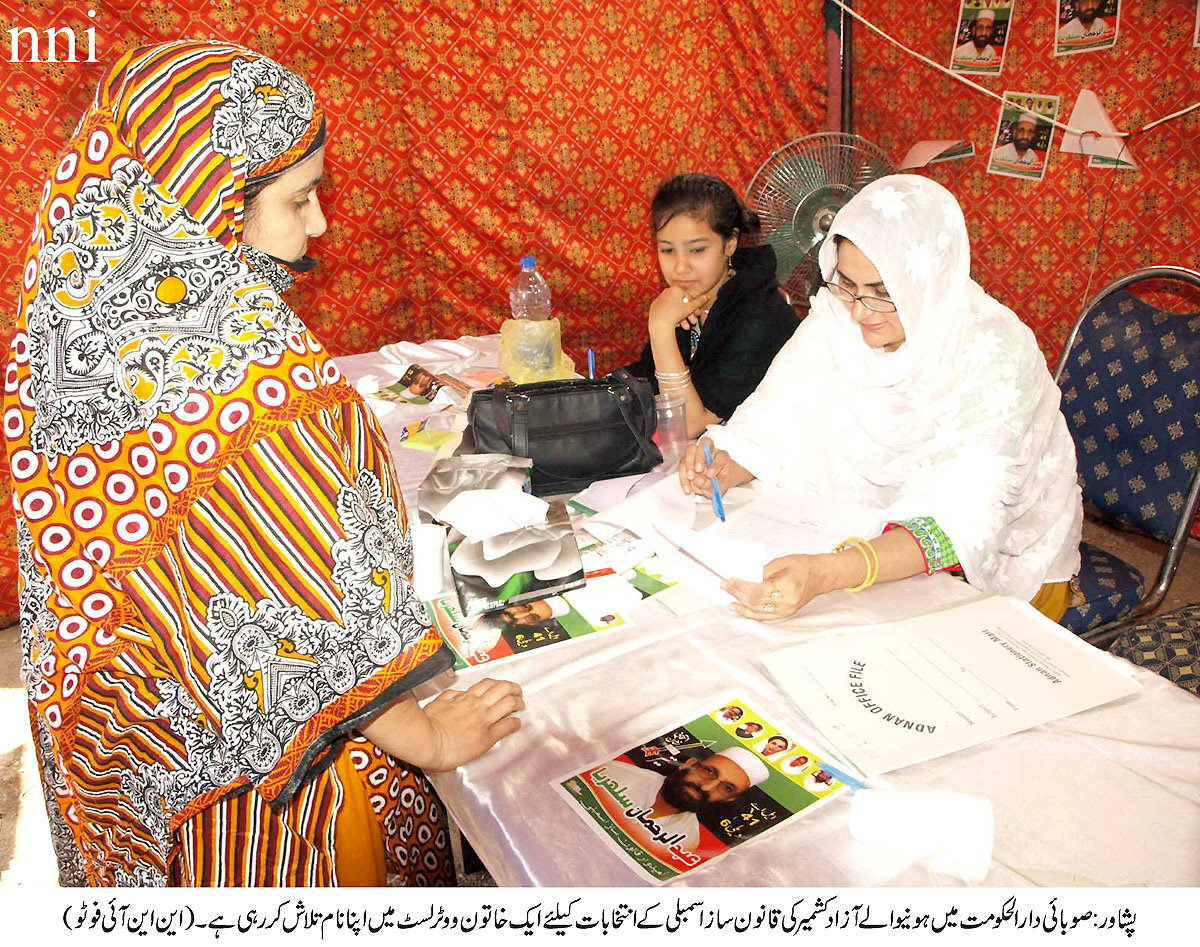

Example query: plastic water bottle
[499,256,573,382]
[509,256,551,321]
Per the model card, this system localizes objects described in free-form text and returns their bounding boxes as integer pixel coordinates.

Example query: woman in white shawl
[680,175,1081,621]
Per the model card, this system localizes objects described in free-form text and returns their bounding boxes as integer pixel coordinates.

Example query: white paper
[654,519,767,583]
[411,523,449,599]
[588,473,696,538]
[437,489,548,543]
[712,484,881,560]
[767,596,1141,777]
[598,481,884,600]
[1060,89,1135,168]
[899,139,975,170]
[570,473,659,514]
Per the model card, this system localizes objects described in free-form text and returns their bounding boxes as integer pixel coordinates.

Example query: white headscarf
[708,175,1081,598]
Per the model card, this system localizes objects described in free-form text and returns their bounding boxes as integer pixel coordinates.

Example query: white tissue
[411,523,448,600]
[451,536,562,586]
[437,489,548,543]
[848,789,994,884]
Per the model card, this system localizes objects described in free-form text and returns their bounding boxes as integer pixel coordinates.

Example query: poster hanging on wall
[987,92,1061,181]
[950,1,1013,75]
[1055,0,1120,56]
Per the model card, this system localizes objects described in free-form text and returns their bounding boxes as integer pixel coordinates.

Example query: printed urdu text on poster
[553,699,848,884]
[1055,0,1120,56]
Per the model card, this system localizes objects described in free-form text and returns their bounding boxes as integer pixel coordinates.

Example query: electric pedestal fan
[745,133,896,305]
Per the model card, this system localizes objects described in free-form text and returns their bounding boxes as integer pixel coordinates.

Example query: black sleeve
[622,339,655,380]
[692,295,798,420]
[620,333,690,386]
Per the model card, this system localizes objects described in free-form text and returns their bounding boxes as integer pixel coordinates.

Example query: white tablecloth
[337,334,503,507]
[337,340,1200,888]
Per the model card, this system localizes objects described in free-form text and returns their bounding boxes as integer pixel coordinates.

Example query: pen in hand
[703,442,726,522]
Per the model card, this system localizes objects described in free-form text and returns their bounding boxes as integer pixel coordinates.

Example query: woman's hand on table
[421,678,525,772]
[723,555,833,621]
[358,679,524,774]
[678,437,752,497]
[648,286,711,335]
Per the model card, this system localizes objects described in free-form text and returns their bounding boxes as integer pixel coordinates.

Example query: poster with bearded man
[1056,0,1120,55]
[554,699,847,883]
[950,2,1014,75]
[988,92,1061,182]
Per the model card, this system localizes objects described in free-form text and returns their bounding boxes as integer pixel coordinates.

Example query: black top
[624,244,799,420]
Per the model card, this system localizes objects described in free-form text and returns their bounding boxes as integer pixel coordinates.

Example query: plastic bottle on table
[509,255,551,322]
[499,255,574,383]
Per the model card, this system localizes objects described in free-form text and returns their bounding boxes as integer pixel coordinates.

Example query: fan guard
[746,133,896,305]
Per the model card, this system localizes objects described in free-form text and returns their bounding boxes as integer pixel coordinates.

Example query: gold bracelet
[833,536,879,592]
[655,371,691,381]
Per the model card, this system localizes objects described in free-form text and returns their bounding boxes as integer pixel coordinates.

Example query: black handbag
[467,369,662,495]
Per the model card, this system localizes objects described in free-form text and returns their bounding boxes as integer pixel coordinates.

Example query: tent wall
[0,0,825,622]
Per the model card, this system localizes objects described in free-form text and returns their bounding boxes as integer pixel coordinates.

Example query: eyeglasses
[823,281,897,313]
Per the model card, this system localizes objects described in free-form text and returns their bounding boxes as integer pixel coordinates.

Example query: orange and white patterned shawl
[5,41,450,885]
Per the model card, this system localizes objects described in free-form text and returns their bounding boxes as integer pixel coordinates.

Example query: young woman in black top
[625,173,799,436]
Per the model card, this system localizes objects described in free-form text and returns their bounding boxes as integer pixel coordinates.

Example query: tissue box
[449,499,585,618]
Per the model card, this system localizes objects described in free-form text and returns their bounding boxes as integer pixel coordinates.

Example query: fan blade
[746,134,898,300]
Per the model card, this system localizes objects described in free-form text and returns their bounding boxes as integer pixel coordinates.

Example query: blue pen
[587,348,596,379]
[703,443,726,522]
[818,760,868,791]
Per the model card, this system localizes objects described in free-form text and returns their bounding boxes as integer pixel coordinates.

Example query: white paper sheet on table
[636,482,884,594]
[652,520,766,585]
[570,471,669,515]
[587,474,696,538]
[727,484,883,558]
[766,596,1141,778]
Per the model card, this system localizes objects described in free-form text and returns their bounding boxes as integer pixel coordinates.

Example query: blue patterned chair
[1054,266,1200,646]
[1108,604,1200,698]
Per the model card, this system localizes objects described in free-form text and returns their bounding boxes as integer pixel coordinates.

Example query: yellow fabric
[1029,580,1071,623]
[332,745,388,887]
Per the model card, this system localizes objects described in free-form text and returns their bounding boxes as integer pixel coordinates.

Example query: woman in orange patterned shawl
[6,40,522,886]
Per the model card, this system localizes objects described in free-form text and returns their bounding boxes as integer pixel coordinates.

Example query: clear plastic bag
[498,317,575,383]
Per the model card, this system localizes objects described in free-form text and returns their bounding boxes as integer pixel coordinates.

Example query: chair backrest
[1055,267,1200,544]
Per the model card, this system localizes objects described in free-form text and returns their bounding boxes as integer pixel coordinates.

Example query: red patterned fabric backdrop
[5,2,1196,624]
[849,0,1199,539]
[0,0,825,623]
[853,1,1199,352]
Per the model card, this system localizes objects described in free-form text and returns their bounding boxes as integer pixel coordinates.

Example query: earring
[726,255,734,275]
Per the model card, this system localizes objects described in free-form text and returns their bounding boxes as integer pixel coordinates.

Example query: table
[336,334,504,502]
[336,340,1200,887]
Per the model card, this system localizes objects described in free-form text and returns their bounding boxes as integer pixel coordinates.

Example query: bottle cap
[520,255,536,270]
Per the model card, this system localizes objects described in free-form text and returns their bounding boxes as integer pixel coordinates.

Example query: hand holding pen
[703,443,726,522]
[678,437,739,499]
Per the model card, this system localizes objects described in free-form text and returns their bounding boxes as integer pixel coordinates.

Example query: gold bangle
[833,536,879,592]
[655,371,691,381]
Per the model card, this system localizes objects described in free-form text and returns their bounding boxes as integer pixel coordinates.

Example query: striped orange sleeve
[111,398,451,820]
